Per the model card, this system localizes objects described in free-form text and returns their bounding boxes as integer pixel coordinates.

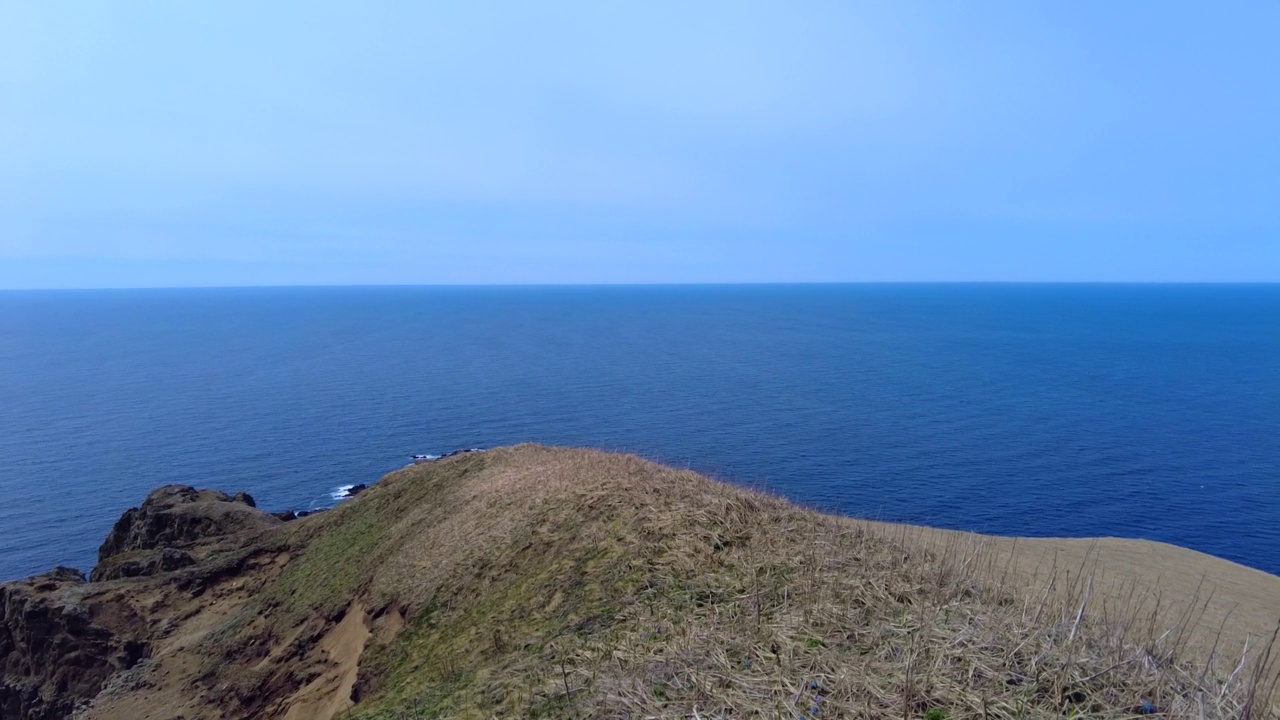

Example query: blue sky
[2,1,1277,288]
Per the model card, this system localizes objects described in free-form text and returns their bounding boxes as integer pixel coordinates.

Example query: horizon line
[2,280,1279,292]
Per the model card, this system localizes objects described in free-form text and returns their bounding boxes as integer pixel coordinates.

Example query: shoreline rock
[3,484,286,719]
[95,485,275,565]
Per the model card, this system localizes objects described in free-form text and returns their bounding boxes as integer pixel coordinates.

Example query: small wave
[329,484,355,500]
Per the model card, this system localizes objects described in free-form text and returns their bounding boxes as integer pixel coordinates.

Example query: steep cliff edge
[0,568,146,720]
[1,485,283,719]
[2,446,1278,719]
[91,485,279,582]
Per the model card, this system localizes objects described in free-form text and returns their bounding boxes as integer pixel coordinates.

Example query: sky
[2,1,1278,288]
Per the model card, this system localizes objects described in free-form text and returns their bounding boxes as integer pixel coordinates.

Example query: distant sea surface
[1,285,1277,580]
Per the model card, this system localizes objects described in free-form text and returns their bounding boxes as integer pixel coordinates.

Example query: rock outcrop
[90,485,279,582]
[89,547,195,583]
[0,569,147,720]
[2,485,284,719]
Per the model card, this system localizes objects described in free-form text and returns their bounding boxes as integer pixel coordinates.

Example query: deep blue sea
[1,285,1276,580]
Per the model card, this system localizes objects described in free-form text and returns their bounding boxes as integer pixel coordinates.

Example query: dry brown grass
[178,444,1279,719]
[299,445,1275,719]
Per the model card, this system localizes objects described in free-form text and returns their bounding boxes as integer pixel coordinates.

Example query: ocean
[1,284,1276,580]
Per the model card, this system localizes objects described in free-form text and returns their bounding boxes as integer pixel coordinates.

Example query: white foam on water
[330,484,355,500]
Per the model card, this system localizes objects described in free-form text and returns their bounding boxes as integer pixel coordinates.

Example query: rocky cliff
[0,485,282,719]
[0,569,146,720]
[91,485,277,582]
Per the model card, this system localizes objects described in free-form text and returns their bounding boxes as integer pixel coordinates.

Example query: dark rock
[158,547,193,571]
[42,567,86,583]
[1,571,148,720]
[31,567,87,591]
[90,547,196,583]
[3,485,282,719]
[96,485,281,569]
[344,483,369,497]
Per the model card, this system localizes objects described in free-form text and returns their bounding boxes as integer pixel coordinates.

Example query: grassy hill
[73,445,1279,719]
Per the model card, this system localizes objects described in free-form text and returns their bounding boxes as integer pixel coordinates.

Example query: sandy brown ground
[282,602,371,720]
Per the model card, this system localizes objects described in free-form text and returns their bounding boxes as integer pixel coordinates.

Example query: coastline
[4,445,1277,718]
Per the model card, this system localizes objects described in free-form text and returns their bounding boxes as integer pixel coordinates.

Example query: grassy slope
[208,445,1278,719]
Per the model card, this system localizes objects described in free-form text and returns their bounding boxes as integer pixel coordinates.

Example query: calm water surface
[1,284,1276,579]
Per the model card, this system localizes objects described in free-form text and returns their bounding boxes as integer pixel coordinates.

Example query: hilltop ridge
[2,445,1277,719]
